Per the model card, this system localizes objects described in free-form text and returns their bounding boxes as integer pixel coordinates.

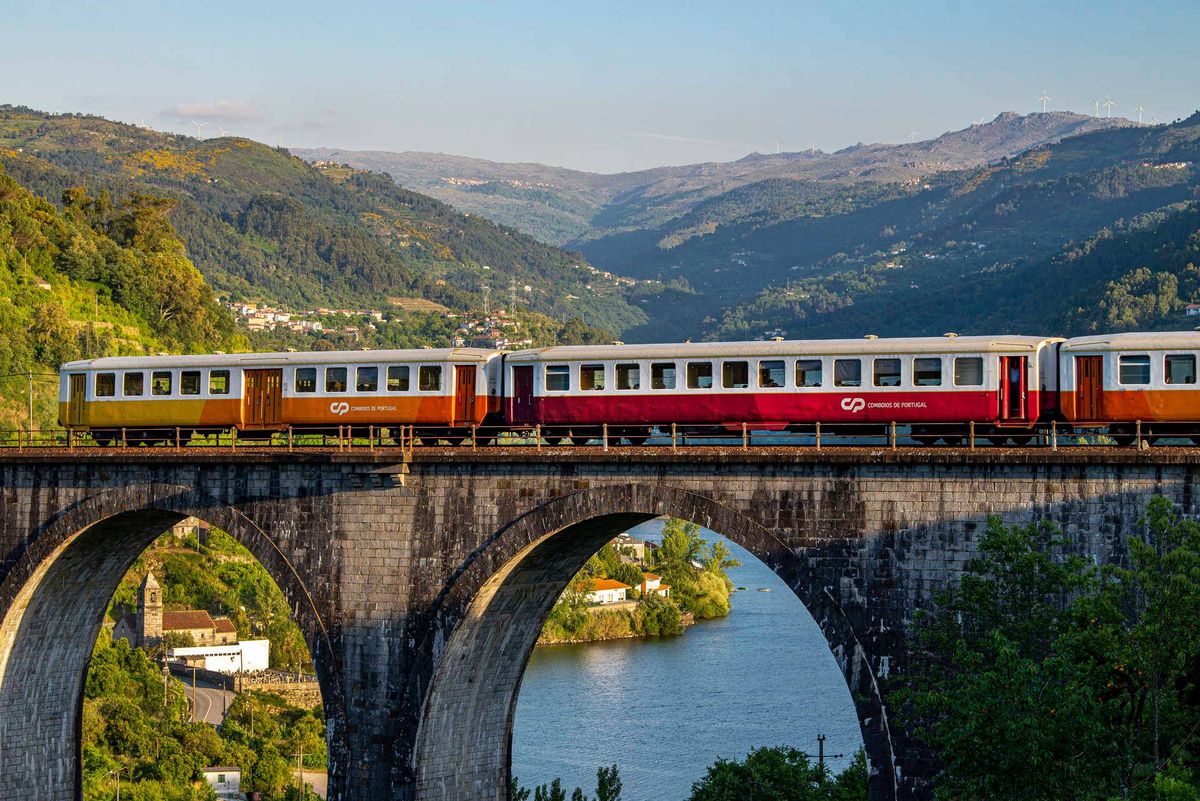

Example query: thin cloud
[623,131,748,148]
[162,100,262,122]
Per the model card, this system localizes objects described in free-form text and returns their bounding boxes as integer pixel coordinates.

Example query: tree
[595,764,622,801]
[688,746,865,801]
[901,499,1200,801]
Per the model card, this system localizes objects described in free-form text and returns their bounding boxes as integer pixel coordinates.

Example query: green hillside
[0,162,240,429]
[0,106,647,336]
[697,112,1200,341]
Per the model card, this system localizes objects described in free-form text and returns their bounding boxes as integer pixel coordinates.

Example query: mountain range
[299,110,1200,342]
[0,106,646,336]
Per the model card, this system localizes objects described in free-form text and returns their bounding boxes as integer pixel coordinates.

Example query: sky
[3,0,1198,173]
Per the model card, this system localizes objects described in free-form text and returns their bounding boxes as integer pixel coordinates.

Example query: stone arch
[412,482,894,801]
[0,482,341,801]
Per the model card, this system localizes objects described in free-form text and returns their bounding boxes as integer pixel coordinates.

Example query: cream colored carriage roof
[505,335,1061,363]
[61,348,502,371]
[1061,332,1200,352]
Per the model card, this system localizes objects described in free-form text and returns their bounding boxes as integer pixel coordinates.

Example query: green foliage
[687,746,867,801]
[516,765,624,801]
[902,497,1200,801]
[0,164,240,427]
[651,519,738,620]
[0,106,647,336]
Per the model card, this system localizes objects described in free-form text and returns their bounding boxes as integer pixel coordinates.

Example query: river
[512,519,864,800]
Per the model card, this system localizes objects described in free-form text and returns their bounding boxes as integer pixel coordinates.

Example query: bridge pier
[0,450,1192,800]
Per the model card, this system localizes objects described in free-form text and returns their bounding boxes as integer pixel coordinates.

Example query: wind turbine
[1136,103,1145,124]
[191,120,208,139]
[1038,90,1051,113]
[218,125,229,137]
[1092,98,1100,117]
[1103,95,1116,118]
[907,127,919,143]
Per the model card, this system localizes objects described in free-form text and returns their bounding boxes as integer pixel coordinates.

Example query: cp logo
[840,397,866,413]
[329,401,350,416]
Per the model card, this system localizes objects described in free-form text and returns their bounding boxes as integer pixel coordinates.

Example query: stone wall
[0,449,1197,801]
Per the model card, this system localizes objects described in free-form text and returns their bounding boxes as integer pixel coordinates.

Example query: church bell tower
[137,571,163,647]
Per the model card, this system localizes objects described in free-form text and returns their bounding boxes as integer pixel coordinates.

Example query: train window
[796,359,823,387]
[419,365,442,392]
[326,367,348,393]
[387,366,410,392]
[834,359,861,387]
[580,364,606,391]
[651,362,676,389]
[95,373,116,397]
[686,362,714,389]
[151,371,172,396]
[759,360,785,388]
[1165,354,1196,385]
[1118,355,1151,385]
[545,365,570,391]
[913,358,942,387]
[295,368,317,393]
[356,366,379,392]
[953,357,983,386]
[616,363,640,390]
[722,361,750,389]
[209,370,230,395]
[180,371,201,396]
[873,359,901,387]
[123,372,144,397]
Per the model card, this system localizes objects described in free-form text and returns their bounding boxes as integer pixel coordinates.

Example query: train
[56,331,1200,445]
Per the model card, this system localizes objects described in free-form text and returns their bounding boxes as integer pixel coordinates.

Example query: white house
[201,766,243,800]
[639,573,671,598]
[169,639,270,674]
[586,578,630,605]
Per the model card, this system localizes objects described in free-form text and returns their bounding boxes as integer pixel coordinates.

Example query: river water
[511,519,864,800]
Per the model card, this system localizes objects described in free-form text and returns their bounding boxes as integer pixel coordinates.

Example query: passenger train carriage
[59,349,502,443]
[506,335,1060,443]
[1060,332,1200,443]
[56,331,1200,445]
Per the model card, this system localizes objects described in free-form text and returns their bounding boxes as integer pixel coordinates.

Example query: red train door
[243,369,283,428]
[511,366,534,424]
[454,365,476,424]
[1076,356,1104,421]
[999,356,1028,422]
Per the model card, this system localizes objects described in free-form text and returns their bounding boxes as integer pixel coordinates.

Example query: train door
[511,365,535,425]
[67,374,86,426]
[999,356,1028,422]
[1075,356,1104,421]
[243,369,283,428]
[454,365,477,424]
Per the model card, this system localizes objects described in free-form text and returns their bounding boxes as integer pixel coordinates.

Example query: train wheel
[569,436,591,446]
[544,436,566,446]
[912,435,938,446]
[1009,435,1034,447]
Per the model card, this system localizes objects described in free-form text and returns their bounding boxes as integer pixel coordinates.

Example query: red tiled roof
[642,572,661,581]
[213,618,237,634]
[162,610,216,631]
[589,578,630,592]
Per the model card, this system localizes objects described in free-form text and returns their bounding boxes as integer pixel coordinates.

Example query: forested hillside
[0,162,240,428]
[0,106,647,336]
[705,112,1200,341]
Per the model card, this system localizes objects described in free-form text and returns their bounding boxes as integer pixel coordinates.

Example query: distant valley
[298,110,1200,342]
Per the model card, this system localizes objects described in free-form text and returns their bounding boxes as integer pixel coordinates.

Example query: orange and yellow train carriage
[58,349,504,444]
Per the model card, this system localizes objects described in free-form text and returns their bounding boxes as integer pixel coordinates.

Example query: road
[188,682,234,725]
[292,769,327,799]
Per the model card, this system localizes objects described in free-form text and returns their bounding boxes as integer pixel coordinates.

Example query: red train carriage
[1059,332,1200,443]
[503,335,1062,444]
[59,349,503,444]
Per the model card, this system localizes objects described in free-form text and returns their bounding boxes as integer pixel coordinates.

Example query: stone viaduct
[1,447,1195,801]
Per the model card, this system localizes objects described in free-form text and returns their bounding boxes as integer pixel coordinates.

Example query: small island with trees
[539,519,740,645]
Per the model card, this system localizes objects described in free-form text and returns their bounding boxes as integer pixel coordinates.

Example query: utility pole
[294,746,306,799]
[818,734,826,770]
[27,368,34,433]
